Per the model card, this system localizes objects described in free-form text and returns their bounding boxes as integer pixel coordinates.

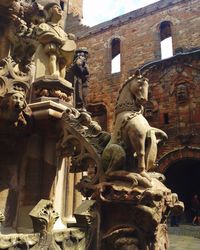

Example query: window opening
[164,113,169,124]
[160,21,173,59]
[111,38,121,74]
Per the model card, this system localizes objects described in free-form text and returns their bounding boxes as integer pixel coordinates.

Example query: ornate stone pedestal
[31,76,74,106]
[75,171,184,250]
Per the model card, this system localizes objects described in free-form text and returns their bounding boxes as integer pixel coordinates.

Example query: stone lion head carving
[0,91,26,112]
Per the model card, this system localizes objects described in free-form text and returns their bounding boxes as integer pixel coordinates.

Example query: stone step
[168,224,200,238]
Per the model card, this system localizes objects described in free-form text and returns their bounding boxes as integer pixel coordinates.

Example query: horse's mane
[115,74,137,105]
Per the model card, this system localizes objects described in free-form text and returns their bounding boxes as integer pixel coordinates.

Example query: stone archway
[158,146,200,222]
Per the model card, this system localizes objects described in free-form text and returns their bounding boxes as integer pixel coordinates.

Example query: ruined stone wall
[142,52,200,166]
[76,0,200,132]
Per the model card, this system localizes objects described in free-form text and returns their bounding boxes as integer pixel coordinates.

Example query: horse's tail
[145,128,168,171]
[151,127,168,145]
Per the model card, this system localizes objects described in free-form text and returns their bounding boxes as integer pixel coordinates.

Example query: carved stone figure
[176,83,188,103]
[0,90,31,127]
[67,48,89,109]
[57,72,183,250]
[102,71,168,176]
[34,2,76,79]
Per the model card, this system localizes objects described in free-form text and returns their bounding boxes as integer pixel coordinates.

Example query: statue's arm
[35,23,64,45]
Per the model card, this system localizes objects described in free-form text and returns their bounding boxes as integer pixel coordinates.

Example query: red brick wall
[142,52,200,166]
[76,0,200,132]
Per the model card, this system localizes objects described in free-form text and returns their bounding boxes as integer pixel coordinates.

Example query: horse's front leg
[129,131,146,173]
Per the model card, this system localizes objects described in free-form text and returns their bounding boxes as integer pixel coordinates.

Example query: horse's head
[129,74,149,104]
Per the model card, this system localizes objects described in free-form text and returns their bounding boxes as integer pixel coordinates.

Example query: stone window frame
[154,20,174,59]
[111,37,121,74]
[105,36,122,76]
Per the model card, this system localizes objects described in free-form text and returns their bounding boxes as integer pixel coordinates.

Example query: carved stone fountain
[59,73,184,250]
[0,1,183,250]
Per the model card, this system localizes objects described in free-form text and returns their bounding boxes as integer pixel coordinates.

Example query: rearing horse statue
[102,71,167,176]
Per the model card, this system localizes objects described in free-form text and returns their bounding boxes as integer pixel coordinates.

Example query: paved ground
[169,224,200,250]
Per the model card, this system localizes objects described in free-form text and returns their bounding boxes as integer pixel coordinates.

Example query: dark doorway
[165,158,200,223]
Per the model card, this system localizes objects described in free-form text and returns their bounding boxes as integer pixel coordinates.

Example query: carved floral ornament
[0,57,31,83]
[57,107,111,196]
[0,201,84,249]
[29,199,59,233]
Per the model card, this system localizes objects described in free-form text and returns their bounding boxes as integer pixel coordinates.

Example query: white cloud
[82,0,160,26]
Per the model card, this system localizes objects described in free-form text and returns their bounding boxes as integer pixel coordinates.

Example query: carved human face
[9,92,25,111]
[50,4,63,21]
[176,84,188,103]
[76,52,87,67]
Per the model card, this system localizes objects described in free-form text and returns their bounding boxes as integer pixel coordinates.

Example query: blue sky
[82,0,160,26]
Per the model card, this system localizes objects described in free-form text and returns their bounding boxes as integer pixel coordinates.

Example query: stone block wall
[75,0,200,132]
[142,51,200,165]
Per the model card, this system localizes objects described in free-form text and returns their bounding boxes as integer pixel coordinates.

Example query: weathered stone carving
[0,78,31,127]
[0,2,185,250]
[176,83,188,104]
[0,1,42,70]
[0,201,85,249]
[29,199,60,250]
[0,234,38,249]
[0,57,31,83]
[27,2,77,104]
[0,90,31,127]
[57,72,183,249]
[29,199,59,233]
[74,170,184,249]
[67,47,89,109]
[34,2,76,79]
[58,107,110,192]
[102,71,168,176]
[0,56,32,127]
[31,75,74,104]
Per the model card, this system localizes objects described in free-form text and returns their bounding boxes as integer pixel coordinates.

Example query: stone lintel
[33,76,73,92]
[29,100,70,120]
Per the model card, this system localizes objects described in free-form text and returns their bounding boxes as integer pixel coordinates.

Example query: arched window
[160,21,173,59]
[111,38,121,74]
